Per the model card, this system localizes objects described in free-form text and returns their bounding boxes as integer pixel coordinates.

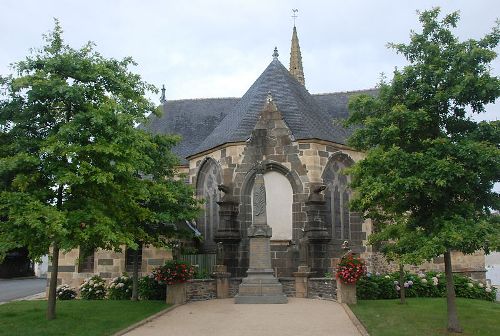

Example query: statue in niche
[216,241,224,265]
[298,225,309,266]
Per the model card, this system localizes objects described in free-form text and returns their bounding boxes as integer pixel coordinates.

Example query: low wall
[184,276,336,302]
[307,277,336,300]
[186,279,216,301]
[279,277,296,297]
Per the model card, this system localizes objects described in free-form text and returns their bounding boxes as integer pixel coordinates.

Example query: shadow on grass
[0,300,168,336]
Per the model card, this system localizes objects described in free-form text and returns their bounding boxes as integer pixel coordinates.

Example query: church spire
[289,20,305,86]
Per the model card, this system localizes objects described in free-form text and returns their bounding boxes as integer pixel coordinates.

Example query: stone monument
[235,165,288,304]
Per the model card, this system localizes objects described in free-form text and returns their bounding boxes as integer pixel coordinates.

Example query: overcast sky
[0,0,498,120]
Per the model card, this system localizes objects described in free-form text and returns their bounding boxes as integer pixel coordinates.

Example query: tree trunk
[399,263,406,304]
[444,250,462,333]
[47,242,59,320]
[131,248,139,301]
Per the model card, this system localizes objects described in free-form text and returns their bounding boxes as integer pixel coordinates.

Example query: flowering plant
[79,275,107,300]
[56,284,77,300]
[153,260,195,285]
[108,273,133,300]
[336,254,366,284]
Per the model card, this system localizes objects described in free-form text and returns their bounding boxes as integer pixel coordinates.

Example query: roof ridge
[164,96,240,102]
[312,88,378,96]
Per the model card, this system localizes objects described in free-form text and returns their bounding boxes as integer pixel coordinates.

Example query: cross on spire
[292,9,298,27]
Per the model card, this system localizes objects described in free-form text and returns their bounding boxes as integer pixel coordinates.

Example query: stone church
[50,25,485,289]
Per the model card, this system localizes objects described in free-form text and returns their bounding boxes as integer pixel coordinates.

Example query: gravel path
[124,298,362,336]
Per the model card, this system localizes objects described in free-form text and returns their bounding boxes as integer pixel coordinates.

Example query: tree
[346,8,500,333]
[0,21,198,319]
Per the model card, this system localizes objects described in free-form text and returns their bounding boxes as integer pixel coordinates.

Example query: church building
[50,25,485,290]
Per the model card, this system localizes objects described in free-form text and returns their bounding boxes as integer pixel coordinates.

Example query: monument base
[235,269,288,304]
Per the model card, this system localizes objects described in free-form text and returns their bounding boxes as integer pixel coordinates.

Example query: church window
[323,155,353,240]
[196,158,221,251]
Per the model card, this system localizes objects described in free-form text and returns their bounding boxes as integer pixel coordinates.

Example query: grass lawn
[350,298,500,336]
[0,300,169,336]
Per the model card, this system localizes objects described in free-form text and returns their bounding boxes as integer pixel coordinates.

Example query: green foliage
[79,275,107,300]
[107,274,133,300]
[55,284,77,300]
[138,275,166,300]
[357,271,496,301]
[346,8,500,267]
[0,20,199,261]
[193,268,212,279]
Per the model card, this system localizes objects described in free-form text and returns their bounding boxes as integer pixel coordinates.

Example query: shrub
[79,275,107,300]
[153,260,195,285]
[194,268,212,279]
[356,271,495,301]
[336,254,366,284]
[55,284,77,300]
[107,274,133,300]
[138,275,166,300]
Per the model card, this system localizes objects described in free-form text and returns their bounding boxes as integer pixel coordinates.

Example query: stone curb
[341,303,370,336]
[112,303,182,336]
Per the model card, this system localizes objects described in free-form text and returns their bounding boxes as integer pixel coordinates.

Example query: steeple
[289,25,305,86]
[160,84,166,104]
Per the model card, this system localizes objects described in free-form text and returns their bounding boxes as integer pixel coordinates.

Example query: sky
[0,0,498,120]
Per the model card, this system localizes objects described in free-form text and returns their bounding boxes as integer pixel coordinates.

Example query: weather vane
[292,9,298,26]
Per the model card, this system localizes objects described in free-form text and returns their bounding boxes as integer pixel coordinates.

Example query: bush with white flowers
[79,275,107,300]
[56,284,77,300]
[107,274,133,300]
[357,270,496,301]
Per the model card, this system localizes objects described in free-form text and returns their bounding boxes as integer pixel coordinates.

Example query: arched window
[322,154,353,241]
[251,171,293,240]
[196,158,221,251]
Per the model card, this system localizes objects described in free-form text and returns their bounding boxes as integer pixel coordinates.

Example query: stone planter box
[336,279,357,304]
[166,283,186,304]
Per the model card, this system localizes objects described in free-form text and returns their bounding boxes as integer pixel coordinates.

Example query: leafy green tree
[346,8,500,333]
[0,21,198,319]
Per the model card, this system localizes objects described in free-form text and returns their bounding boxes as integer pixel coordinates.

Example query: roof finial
[292,9,298,27]
[160,84,166,104]
[272,47,279,60]
[267,91,273,103]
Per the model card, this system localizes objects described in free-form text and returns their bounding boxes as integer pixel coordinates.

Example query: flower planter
[336,279,357,304]
[166,283,186,304]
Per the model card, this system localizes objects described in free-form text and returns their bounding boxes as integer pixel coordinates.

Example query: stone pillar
[212,264,231,299]
[235,167,287,304]
[293,265,314,298]
[215,184,240,276]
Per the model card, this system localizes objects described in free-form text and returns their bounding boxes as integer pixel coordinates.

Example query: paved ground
[125,298,362,336]
[0,277,46,303]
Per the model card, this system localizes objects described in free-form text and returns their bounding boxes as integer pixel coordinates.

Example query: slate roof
[141,97,239,162]
[140,59,376,163]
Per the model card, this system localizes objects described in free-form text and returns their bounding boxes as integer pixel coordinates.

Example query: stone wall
[186,279,216,301]
[366,251,486,281]
[307,277,336,300]
[279,277,296,297]
[229,278,242,298]
[187,102,373,278]
[47,246,171,292]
